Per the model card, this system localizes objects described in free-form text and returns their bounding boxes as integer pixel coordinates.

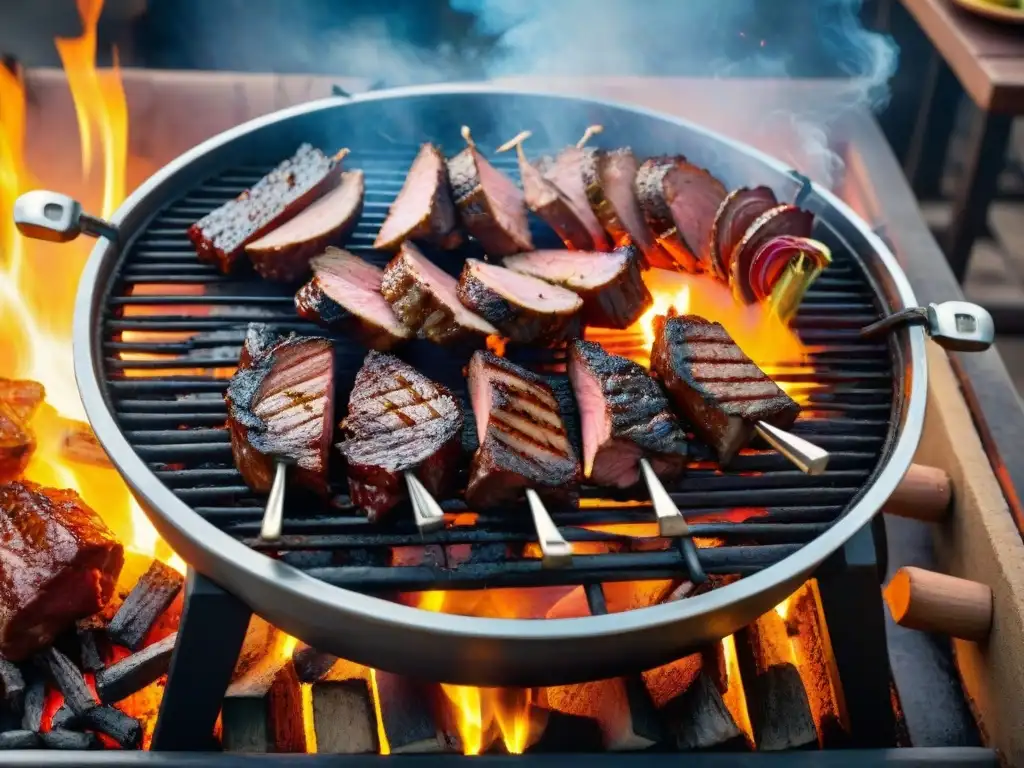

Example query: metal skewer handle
[755,422,829,475]
[526,489,572,569]
[13,190,119,243]
[404,472,446,534]
[259,462,288,541]
[860,300,994,353]
[639,459,706,584]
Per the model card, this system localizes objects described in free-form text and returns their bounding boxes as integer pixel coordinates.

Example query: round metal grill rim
[72,84,927,685]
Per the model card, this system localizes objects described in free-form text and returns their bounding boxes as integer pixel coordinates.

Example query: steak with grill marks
[538,147,611,251]
[568,340,688,488]
[465,352,580,509]
[374,144,462,251]
[226,328,335,495]
[294,248,412,351]
[189,144,348,273]
[336,352,463,522]
[650,314,799,465]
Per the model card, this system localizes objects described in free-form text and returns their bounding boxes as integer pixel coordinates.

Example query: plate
[951,0,1024,24]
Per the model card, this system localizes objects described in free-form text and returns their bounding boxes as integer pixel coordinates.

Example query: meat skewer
[373,143,462,251]
[650,314,828,474]
[526,489,573,568]
[536,127,611,251]
[638,459,706,580]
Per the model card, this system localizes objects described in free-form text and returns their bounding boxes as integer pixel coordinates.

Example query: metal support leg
[816,524,897,748]
[943,108,1013,283]
[151,569,252,751]
[904,53,961,200]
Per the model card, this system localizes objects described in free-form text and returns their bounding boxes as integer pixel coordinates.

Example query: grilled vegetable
[746,236,832,323]
[729,204,814,304]
[704,186,778,281]
[374,143,462,251]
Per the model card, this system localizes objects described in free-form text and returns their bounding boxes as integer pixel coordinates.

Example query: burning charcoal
[0,656,25,714]
[40,730,100,750]
[37,647,98,716]
[292,643,338,684]
[374,143,462,251]
[538,130,610,251]
[525,708,604,753]
[188,144,348,273]
[669,671,746,751]
[57,418,112,469]
[311,679,379,754]
[337,352,463,523]
[0,730,40,749]
[21,677,44,731]
[0,378,44,423]
[0,482,124,661]
[75,617,106,673]
[96,632,176,704]
[107,561,184,651]
[294,248,413,351]
[246,170,365,282]
[542,676,661,751]
[222,658,305,753]
[456,259,583,345]
[233,616,278,681]
[50,703,78,731]
[704,186,778,281]
[0,402,36,483]
[374,671,446,753]
[82,705,143,749]
[787,586,846,746]
[547,579,679,620]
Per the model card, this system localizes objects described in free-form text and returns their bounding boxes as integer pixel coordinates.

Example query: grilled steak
[730,204,814,304]
[568,340,688,489]
[189,144,348,273]
[295,248,412,351]
[374,144,462,251]
[447,128,533,255]
[539,146,611,251]
[0,403,34,484]
[465,352,580,509]
[226,329,335,495]
[650,314,799,465]
[336,352,463,522]
[0,481,124,661]
[245,170,364,282]
[380,242,498,345]
[704,186,778,281]
[503,245,652,329]
[635,156,728,273]
[456,258,582,344]
[0,378,44,423]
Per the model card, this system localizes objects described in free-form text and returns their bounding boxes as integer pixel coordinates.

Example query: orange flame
[721,635,755,746]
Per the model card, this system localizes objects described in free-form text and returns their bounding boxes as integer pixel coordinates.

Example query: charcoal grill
[14,84,992,686]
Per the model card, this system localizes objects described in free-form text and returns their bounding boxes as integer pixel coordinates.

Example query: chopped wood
[233,616,278,681]
[96,632,176,704]
[0,402,35,484]
[82,705,143,749]
[76,617,106,673]
[374,671,445,754]
[642,652,703,710]
[292,643,339,684]
[50,703,78,731]
[37,647,98,716]
[57,418,113,469]
[40,729,100,750]
[222,658,305,753]
[0,729,40,749]
[667,671,746,751]
[884,566,993,642]
[0,656,25,714]
[542,675,661,751]
[107,560,184,651]
[0,379,44,423]
[311,679,379,754]
[20,677,44,731]
[525,708,604,753]
[788,585,847,746]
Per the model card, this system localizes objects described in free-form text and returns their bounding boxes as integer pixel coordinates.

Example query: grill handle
[13,190,119,244]
[861,301,994,352]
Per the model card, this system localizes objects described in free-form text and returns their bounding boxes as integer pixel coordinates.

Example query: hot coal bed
[0,89,992,764]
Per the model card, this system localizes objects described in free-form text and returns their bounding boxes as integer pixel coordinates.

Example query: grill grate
[100,146,894,596]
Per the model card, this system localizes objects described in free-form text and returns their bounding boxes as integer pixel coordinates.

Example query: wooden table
[899,0,1024,281]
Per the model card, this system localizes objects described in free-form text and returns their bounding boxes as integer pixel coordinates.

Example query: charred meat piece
[0,379,44,423]
[568,340,688,488]
[189,144,348,273]
[381,242,498,345]
[0,481,124,661]
[704,186,778,281]
[374,144,462,251]
[336,352,463,522]
[456,258,582,344]
[730,204,814,304]
[0,404,34,484]
[539,147,611,252]
[503,245,652,329]
[245,170,364,282]
[465,352,580,509]
[447,128,533,256]
[635,156,728,273]
[591,148,670,267]
[226,330,335,495]
[650,314,799,465]
[295,248,412,351]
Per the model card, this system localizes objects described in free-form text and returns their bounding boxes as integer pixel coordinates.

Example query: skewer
[496,130,532,156]
[639,459,707,583]
[404,472,446,534]
[525,489,572,568]
[460,125,476,149]
[576,124,603,148]
[258,461,288,541]
[754,422,830,475]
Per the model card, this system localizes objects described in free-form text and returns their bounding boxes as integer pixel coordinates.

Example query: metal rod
[638,459,706,582]
[755,422,830,476]
[526,489,572,568]
[404,472,446,534]
[259,462,287,541]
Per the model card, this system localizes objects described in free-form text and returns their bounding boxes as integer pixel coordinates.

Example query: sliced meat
[189,144,348,273]
[650,314,799,465]
[295,248,412,351]
[336,352,463,522]
[539,147,611,251]
[0,379,44,423]
[380,242,498,345]
[635,156,728,273]
[593,148,671,268]
[730,205,814,304]
[226,331,335,495]
[0,403,34,484]
[568,340,688,488]
[456,258,582,344]
[503,245,652,329]
[374,144,462,251]
[0,481,124,661]
[704,186,778,281]
[465,352,580,509]
[447,128,533,255]
[245,170,364,282]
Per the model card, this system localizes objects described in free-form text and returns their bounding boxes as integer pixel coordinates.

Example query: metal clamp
[13,190,119,244]
[861,301,994,352]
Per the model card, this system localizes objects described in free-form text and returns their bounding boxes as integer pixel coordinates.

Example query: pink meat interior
[313,250,409,333]
[466,259,582,312]
[475,151,531,248]
[376,146,439,244]
[404,247,497,335]
[503,250,626,291]
[568,352,611,477]
[246,170,363,249]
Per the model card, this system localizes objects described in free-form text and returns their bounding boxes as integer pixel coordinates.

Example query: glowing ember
[721,635,755,747]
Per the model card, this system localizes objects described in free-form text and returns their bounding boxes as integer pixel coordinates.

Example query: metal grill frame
[72,84,927,685]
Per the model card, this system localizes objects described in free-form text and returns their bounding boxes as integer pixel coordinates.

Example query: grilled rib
[337,352,463,522]
[465,352,580,509]
[650,314,799,465]
[374,144,462,251]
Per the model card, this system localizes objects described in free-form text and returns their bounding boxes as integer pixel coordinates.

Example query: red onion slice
[748,236,832,302]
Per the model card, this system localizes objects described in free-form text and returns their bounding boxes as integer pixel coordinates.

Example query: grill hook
[861,301,994,352]
[13,190,119,244]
